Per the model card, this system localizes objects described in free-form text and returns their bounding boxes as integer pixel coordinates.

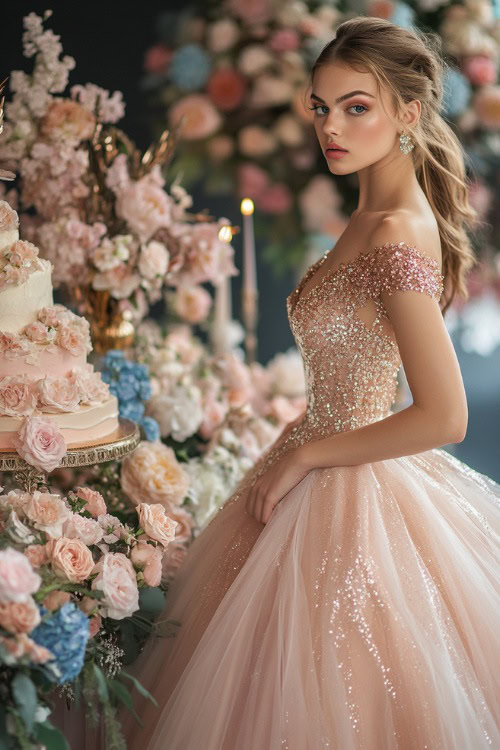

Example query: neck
[355,145,422,213]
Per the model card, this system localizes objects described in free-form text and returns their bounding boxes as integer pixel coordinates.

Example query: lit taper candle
[240,198,258,364]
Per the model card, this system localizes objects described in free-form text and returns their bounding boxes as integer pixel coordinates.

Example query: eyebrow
[311,90,376,104]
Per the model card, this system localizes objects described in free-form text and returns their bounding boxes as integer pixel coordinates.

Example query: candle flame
[240,198,255,216]
[218,224,233,242]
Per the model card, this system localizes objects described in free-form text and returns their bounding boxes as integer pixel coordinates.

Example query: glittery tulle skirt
[122,445,500,750]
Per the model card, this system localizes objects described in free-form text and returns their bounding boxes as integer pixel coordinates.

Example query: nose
[322,112,341,139]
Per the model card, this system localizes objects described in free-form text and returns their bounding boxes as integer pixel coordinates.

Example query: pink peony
[92,265,141,299]
[47,537,95,583]
[169,94,222,141]
[75,486,107,517]
[14,415,67,474]
[174,285,212,324]
[0,597,41,634]
[115,170,173,243]
[138,240,170,280]
[23,491,69,538]
[38,376,80,413]
[0,548,41,603]
[136,503,178,547]
[37,307,62,328]
[121,441,190,508]
[91,553,139,620]
[56,325,87,356]
[97,513,124,544]
[63,512,104,546]
[0,376,38,417]
[43,590,71,611]
[24,321,50,343]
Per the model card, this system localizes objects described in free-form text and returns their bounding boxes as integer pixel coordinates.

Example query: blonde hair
[309,16,484,315]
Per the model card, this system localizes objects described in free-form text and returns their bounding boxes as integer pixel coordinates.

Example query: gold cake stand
[0,418,141,492]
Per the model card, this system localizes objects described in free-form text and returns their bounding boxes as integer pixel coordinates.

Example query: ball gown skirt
[120,243,500,749]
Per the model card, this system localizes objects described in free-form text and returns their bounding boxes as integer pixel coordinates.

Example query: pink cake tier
[0,395,120,449]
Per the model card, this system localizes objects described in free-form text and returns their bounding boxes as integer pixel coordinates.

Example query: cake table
[0,418,140,492]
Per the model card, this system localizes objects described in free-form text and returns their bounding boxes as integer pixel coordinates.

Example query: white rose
[138,241,169,281]
[147,383,204,441]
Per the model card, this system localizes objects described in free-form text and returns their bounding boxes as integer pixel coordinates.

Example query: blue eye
[348,104,367,115]
[308,104,329,116]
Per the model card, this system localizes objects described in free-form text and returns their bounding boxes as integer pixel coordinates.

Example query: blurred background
[3,0,500,480]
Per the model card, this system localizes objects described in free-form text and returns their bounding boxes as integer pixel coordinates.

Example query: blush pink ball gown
[123,242,500,750]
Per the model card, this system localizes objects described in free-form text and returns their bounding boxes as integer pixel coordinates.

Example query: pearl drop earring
[399,131,414,155]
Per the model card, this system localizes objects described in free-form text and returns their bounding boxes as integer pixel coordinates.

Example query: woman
[124,17,500,749]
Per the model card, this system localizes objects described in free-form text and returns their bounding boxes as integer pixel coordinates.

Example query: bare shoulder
[367,211,442,270]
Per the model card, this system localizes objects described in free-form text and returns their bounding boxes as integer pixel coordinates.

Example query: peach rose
[13,415,67,474]
[0,376,38,417]
[0,548,41,603]
[75,486,107,517]
[130,542,157,568]
[24,491,69,538]
[48,537,95,583]
[174,285,212,324]
[0,597,41,634]
[38,376,80,413]
[136,503,178,547]
[24,544,47,568]
[91,553,139,620]
[43,590,71,611]
[121,441,190,508]
[143,547,163,587]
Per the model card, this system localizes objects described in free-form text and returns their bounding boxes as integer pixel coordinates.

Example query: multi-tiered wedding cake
[0,200,119,448]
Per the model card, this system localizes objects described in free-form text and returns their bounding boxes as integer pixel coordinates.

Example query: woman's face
[310,62,401,175]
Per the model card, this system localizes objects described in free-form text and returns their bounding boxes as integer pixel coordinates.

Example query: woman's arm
[297,243,468,470]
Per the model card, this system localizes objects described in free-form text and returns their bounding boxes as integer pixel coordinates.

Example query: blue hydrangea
[141,416,161,442]
[441,68,471,119]
[389,2,416,30]
[31,603,90,684]
[99,351,160,440]
[168,44,212,91]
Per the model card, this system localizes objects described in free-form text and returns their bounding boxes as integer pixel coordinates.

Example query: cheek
[351,112,392,143]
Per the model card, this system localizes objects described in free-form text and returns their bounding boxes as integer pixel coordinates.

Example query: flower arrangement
[141,0,500,275]
[0,11,239,341]
[0,480,180,748]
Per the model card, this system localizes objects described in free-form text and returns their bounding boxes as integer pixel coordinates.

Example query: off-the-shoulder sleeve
[358,241,444,301]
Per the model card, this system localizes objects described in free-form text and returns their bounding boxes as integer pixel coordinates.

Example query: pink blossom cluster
[0,305,92,362]
[0,237,45,292]
[0,365,110,417]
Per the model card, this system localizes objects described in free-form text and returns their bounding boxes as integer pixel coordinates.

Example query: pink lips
[325,147,349,160]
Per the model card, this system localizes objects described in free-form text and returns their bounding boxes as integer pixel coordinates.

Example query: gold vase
[82,288,136,354]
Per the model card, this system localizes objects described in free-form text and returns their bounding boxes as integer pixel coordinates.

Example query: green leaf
[0,705,12,750]
[108,680,143,727]
[12,673,37,733]
[138,587,165,616]
[92,663,109,703]
[120,672,158,707]
[34,720,70,750]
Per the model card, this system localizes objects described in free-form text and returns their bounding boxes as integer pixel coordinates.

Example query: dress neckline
[287,241,442,318]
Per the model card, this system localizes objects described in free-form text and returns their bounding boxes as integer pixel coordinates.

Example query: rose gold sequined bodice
[237,241,444,490]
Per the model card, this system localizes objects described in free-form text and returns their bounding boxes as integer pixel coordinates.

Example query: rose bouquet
[0,10,238,342]
[142,0,500,275]
[0,481,180,748]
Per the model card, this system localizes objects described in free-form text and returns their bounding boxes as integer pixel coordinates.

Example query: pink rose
[0,548,41,603]
[43,590,71,611]
[56,325,87,356]
[23,491,69,538]
[0,376,38,417]
[24,321,50,343]
[37,307,61,328]
[24,544,47,568]
[47,537,95,583]
[138,241,169,280]
[0,597,41,634]
[63,512,104,546]
[75,486,107,517]
[130,542,157,568]
[91,553,139,619]
[38,376,80,413]
[13,415,67,474]
[136,503,178,547]
[70,365,109,406]
[166,505,195,545]
[97,513,123,543]
[174,285,212,324]
[143,547,163,587]
[115,173,173,243]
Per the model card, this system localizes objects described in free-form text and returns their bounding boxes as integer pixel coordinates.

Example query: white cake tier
[0,260,53,333]
[0,395,120,449]
[0,229,19,253]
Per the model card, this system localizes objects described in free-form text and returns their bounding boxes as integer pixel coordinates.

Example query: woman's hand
[245,446,312,525]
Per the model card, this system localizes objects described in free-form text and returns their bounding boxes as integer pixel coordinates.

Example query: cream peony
[91,553,139,620]
[147,383,204,441]
[13,415,67,474]
[0,548,41,603]
[121,441,190,508]
[47,537,95,583]
[136,503,178,547]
